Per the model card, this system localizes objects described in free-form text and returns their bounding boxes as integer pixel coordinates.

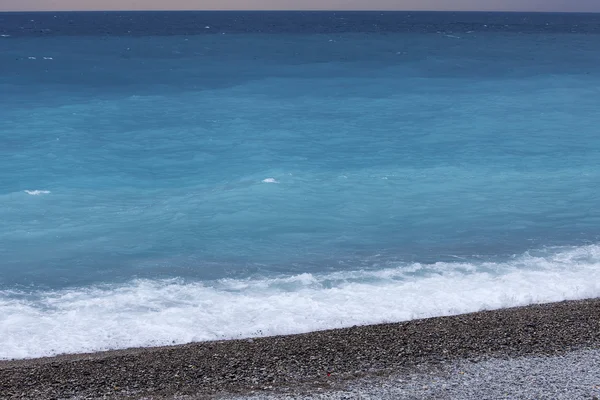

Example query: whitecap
[262,178,279,184]
[24,190,51,196]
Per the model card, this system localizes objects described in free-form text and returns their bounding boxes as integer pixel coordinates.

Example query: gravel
[225,349,600,399]
[1,298,600,399]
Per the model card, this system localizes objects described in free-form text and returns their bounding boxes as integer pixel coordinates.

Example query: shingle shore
[228,348,600,400]
[1,298,600,399]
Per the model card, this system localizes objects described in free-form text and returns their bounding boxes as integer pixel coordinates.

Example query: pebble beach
[2,298,600,399]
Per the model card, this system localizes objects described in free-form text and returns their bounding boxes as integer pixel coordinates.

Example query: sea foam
[1,244,599,360]
[262,178,279,183]
[24,190,51,195]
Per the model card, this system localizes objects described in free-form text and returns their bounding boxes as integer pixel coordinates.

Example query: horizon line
[1,9,599,14]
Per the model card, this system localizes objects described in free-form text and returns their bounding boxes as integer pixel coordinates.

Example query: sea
[1,11,600,360]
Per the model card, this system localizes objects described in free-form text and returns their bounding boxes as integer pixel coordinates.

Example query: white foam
[262,178,279,183]
[24,190,50,196]
[1,244,600,360]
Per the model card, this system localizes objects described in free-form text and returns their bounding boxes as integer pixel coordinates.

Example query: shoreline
[2,298,600,399]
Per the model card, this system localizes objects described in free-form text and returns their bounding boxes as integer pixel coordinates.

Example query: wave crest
[1,244,600,360]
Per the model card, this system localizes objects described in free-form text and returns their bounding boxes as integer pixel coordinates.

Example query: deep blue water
[2,11,600,36]
[1,12,600,359]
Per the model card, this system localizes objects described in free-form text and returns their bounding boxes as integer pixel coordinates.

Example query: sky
[2,0,600,12]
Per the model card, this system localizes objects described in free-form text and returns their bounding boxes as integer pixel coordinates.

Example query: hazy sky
[2,0,600,12]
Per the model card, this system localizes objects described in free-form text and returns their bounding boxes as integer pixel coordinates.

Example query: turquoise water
[1,12,600,359]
